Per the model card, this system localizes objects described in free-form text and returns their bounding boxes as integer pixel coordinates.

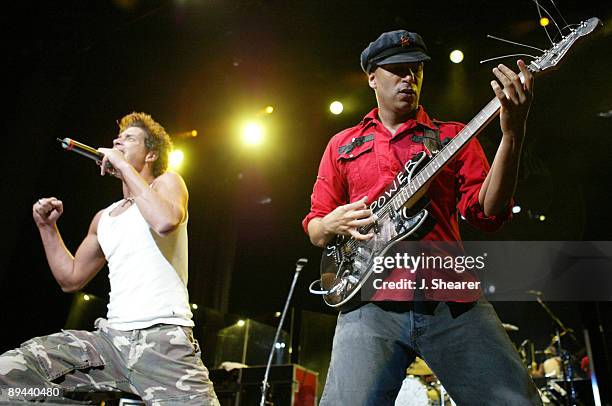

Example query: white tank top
[97,199,193,330]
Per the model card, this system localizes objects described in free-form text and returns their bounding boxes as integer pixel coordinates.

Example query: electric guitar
[316,18,602,311]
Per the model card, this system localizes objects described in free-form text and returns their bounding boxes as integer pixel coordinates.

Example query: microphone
[57,138,104,164]
[57,138,114,172]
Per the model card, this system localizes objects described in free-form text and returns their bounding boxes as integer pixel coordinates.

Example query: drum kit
[511,293,588,406]
[516,329,585,405]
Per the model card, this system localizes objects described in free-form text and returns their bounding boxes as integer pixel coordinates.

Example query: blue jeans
[320,300,542,405]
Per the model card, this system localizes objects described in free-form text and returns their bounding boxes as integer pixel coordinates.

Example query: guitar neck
[388,96,503,212]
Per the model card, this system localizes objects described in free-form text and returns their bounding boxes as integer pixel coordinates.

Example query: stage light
[169,150,184,170]
[450,50,464,64]
[242,122,264,145]
[540,17,550,27]
[191,303,198,310]
[83,294,90,301]
[265,106,274,114]
[329,101,344,115]
[274,311,281,317]
[173,130,198,138]
[237,320,246,327]
[539,215,546,222]
[512,205,522,214]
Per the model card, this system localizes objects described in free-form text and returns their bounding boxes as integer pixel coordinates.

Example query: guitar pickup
[373,220,380,234]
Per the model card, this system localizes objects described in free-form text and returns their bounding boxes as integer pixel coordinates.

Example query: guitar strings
[548,0,570,32]
[531,0,564,44]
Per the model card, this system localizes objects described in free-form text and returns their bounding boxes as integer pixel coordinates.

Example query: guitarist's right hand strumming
[308,196,377,247]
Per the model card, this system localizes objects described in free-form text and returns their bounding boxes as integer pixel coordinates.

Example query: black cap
[360,30,430,73]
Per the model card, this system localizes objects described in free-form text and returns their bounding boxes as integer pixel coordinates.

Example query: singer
[0,112,219,405]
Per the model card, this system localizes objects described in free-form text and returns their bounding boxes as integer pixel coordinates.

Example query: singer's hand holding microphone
[97,147,127,178]
[56,138,125,178]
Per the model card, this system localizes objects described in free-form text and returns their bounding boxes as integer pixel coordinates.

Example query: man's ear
[145,150,159,163]
[368,71,377,90]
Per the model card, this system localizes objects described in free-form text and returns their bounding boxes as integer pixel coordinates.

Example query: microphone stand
[535,296,578,345]
[259,259,307,406]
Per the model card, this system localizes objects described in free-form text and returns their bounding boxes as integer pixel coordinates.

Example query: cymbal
[407,357,433,376]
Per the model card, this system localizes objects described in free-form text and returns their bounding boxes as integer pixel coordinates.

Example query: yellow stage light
[242,122,264,145]
[191,130,198,137]
[169,150,184,170]
[450,50,464,64]
[237,320,246,327]
[265,106,274,114]
[330,101,344,115]
[191,303,198,310]
[540,17,550,27]
[83,294,90,301]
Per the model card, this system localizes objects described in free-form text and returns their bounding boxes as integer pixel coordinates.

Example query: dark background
[1,0,611,398]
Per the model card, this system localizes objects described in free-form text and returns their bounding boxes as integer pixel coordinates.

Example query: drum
[407,357,433,376]
[395,376,430,406]
[543,357,562,379]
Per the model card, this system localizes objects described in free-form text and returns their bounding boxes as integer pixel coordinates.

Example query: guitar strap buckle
[411,124,444,156]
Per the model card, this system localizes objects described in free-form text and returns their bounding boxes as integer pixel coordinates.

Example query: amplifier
[210,364,318,406]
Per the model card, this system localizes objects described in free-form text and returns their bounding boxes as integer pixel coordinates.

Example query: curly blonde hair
[118,112,173,177]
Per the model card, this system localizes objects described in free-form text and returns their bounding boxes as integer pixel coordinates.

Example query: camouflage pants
[0,319,219,405]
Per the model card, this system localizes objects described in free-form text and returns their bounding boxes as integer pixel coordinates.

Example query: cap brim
[375,52,431,66]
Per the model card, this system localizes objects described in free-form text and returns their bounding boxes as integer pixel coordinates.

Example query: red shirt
[303,106,512,301]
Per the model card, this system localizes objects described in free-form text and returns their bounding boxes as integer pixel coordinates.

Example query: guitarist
[303,30,541,405]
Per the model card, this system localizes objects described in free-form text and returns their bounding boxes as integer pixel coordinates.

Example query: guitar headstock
[529,17,602,74]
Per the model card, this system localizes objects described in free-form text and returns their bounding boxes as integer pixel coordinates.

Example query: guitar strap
[337,134,375,155]
[411,123,448,156]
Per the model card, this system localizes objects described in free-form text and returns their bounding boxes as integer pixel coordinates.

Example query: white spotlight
[450,50,464,64]
[329,101,344,115]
